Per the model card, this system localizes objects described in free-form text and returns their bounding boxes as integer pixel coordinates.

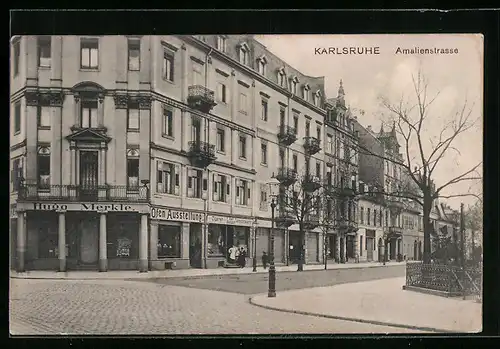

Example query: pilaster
[99,213,107,272]
[58,211,66,272]
[16,211,26,272]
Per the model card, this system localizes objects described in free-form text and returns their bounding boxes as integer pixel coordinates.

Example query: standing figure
[238,246,246,267]
[262,251,268,269]
[228,245,237,264]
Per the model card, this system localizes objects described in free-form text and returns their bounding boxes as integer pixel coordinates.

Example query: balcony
[336,218,359,232]
[18,184,149,202]
[277,125,297,146]
[304,213,320,229]
[387,226,404,238]
[187,141,216,168]
[303,136,321,155]
[303,174,322,192]
[276,207,295,228]
[187,85,217,113]
[275,167,297,187]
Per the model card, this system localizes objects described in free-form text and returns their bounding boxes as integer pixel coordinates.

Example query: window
[236,179,251,206]
[37,219,59,259]
[37,106,51,128]
[278,71,286,87]
[187,169,203,198]
[279,149,285,168]
[385,210,389,226]
[162,107,173,137]
[327,134,333,153]
[293,154,298,171]
[158,225,181,258]
[360,236,363,256]
[217,36,227,53]
[191,117,201,143]
[261,143,267,165]
[305,120,310,137]
[257,60,266,75]
[367,208,371,226]
[293,115,299,135]
[37,146,50,189]
[80,38,99,69]
[360,207,364,224]
[291,80,297,94]
[326,165,332,185]
[216,128,225,153]
[13,40,20,76]
[192,62,203,86]
[163,52,174,81]
[261,100,268,121]
[373,209,377,226]
[316,126,321,141]
[37,36,51,68]
[314,91,321,107]
[217,82,227,103]
[127,103,140,131]
[279,108,286,126]
[11,158,23,192]
[80,100,98,128]
[379,210,383,226]
[157,161,179,195]
[13,101,21,134]
[260,184,268,210]
[213,174,230,203]
[128,38,141,71]
[239,46,249,65]
[315,162,321,177]
[239,136,246,159]
[126,149,140,190]
[303,85,310,101]
[239,92,247,113]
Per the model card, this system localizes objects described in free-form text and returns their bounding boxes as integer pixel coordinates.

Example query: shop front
[15,201,148,272]
[365,230,376,261]
[307,232,319,264]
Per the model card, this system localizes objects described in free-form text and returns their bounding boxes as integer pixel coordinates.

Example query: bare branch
[433,163,482,197]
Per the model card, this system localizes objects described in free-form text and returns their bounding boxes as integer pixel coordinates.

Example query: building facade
[10,35,330,272]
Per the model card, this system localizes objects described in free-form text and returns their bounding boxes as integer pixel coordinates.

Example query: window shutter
[174,164,180,195]
[202,170,208,200]
[226,179,231,203]
[187,168,194,197]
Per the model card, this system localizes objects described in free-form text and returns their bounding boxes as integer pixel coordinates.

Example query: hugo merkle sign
[32,202,138,212]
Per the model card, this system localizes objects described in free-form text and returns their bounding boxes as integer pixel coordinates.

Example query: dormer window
[291,76,299,95]
[278,67,286,88]
[256,55,267,75]
[313,90,322,107]
[239,42,250,65]
[303,84,310,102]
[217,36,227,53]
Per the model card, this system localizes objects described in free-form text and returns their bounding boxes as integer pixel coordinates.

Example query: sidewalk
[10,261,403,280]
[250,277,482,333]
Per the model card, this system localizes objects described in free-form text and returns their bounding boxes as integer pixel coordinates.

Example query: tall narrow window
[239,47,249,65]
[279,108,286,126]
[217,82,227,103]
[239,92,247,113]
[126,149,140,190]
[157,161,179,195]
[163,52,174,81]
[13,40,20,76]
[37,106,51,128]
[261,143,267,165]
[293,154,298,171]
[278,72,285,87]
[128,38,141,71]
[258,60,266,75]
[367,208,371,226]
[162,107,173,137]
[261,100,268,121]
[37,146,50,189]
[13,101,21,134]
[303,86,310,101]
[316,126,321,141]
[213,174,228,203]
[37,36,51,68]
[293,115,299,135]
[327,134,333,153]
[316,162,321,178]
[279,149,285,168]
[236,179,251,206]
[127,103,140,131]
[80,38,99,69]
[239,136,247,159]
[192,63,203,86]
[216,128,225,153]
[187,169,203,198]
[305,120,310,137]
[11,158,23,191]
[360,207,364,224]
[80,100,98,128]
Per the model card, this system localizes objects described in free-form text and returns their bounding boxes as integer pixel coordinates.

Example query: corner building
[10,35,328,272]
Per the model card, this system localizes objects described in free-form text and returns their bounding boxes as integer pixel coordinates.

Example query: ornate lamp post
[141,179,151,272]
[267,176,281,298]
[252,218,258,272]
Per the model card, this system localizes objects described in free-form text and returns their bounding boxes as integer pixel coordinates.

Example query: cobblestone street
[10,277,424,335]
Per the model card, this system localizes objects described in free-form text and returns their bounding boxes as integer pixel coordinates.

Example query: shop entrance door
[79,215,99,265]
[367,238,374,261]
[225,226,234,262]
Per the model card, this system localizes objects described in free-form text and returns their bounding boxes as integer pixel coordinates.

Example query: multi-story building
[323,84,359,263]
[9,35,328,272]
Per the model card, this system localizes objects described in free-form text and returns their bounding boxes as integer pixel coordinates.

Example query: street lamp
[141,179,151,272]
[252,218,258,272]
[267,175,281,298]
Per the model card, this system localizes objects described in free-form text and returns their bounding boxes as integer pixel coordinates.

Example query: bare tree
[465,200,483,264]
[277,172,323,271]
[357,69,481,264]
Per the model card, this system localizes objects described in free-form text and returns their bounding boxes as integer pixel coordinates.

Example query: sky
[255,34,483,210]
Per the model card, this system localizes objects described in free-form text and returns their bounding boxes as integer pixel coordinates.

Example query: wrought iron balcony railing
[303,174,321,192]
[18,183,149,202]
[387,226,404,236]
[187,85,217,113]
[275,167,297,187]
[303,136,321,155]
[276,207,295,228]
[304,213,320,229]
[336,218,359,232]
[187,141,216,168]
[277,125,297,146]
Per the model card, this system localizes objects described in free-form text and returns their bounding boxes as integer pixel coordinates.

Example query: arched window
[71,81,105,129]
[126,148,140,190]
[37,146,51,189]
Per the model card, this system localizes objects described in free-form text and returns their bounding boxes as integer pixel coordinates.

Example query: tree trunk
[422,197,433,264]
[297,223,304,271]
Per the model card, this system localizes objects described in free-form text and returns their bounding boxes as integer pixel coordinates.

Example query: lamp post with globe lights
[267,176,281,298]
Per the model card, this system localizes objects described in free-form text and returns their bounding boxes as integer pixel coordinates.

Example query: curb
[248,296,454,334]
[10,263,404,281]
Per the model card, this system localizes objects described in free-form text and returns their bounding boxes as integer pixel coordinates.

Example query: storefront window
[38,226,58,258]
[107,214,139,259]
[158,225,181,258]
[233,226,249,253]
[208,225,225,256]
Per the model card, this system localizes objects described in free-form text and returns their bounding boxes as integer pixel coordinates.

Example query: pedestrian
[238,246,246,268]
[229,245,237,264]
[262,251,268,269]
